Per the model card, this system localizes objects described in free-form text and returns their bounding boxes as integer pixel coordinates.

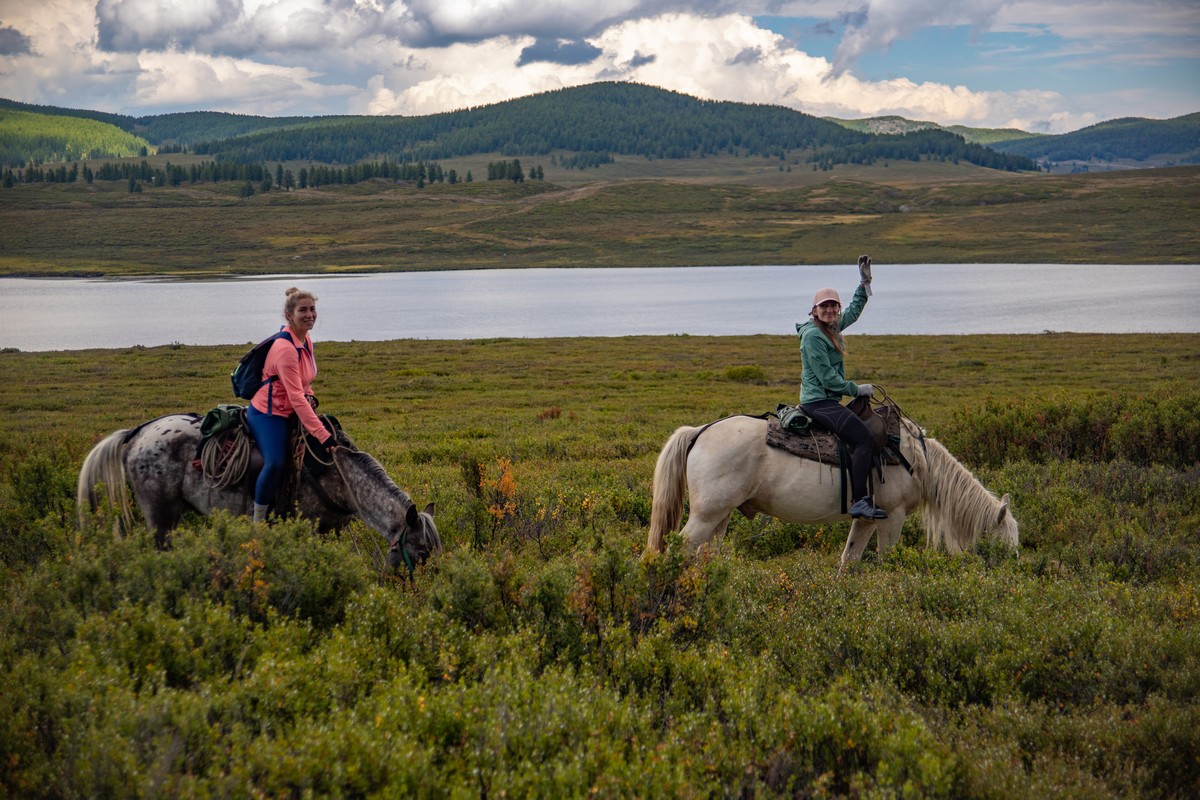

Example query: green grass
[1,161,1196,276]
[1,333,1199,797]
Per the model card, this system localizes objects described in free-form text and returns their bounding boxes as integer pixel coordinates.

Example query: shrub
[723,364,768,384]
[0,451,75,567]
[942,395,1200,469]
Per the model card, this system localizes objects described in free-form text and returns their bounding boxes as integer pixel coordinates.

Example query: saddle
[194,407,341,513]
[765,400,902,467]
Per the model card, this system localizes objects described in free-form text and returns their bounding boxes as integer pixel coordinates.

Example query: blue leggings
[245,405,290,506]
[800,399,874,501]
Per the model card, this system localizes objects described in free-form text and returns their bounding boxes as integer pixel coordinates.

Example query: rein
[320,444,416,577]
[302,462,355,516]
[299,419,354,515]
[869,385,926,455]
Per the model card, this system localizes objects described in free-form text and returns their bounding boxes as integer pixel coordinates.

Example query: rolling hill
[1,83,1196,172]
[990,113,1200,166]
[0,108,154,166]
[0,85,1030,172]
[824,115,1039,146]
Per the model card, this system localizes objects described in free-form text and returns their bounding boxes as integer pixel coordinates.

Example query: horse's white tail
[77,430,133,533]
[646,425,699,556]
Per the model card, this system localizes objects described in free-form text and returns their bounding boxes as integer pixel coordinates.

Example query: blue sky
[1,1,1196,133]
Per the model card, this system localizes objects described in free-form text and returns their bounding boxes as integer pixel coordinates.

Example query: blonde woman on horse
[245,287,335,522]
[796,255,886,521]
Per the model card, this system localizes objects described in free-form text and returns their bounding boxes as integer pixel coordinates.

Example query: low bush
[3,338,1199,797]
[942,394,1200,469]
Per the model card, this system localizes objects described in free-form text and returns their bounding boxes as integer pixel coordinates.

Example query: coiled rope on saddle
[200,427,253,489]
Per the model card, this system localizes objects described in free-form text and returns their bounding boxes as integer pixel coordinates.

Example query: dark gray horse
[77,413,440,572]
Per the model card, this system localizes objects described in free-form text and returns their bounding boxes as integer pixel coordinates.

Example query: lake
[2,264,1198,352]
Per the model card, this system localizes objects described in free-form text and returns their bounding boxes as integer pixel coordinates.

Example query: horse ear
[423,502,435,517]
[406,503,419,527]
[997,494,1011,524]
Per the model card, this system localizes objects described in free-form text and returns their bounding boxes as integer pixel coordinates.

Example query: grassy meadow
[2,333,1198,797]
[1,158,1197,276]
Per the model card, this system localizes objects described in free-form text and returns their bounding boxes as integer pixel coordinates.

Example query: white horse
[646,414,1017,570]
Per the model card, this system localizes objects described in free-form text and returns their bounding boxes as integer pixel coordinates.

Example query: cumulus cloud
[97,0,244,53]
[359,12,1088,131]
[0,0,1195,128]
[132,50,357,113]
[0,24,33,56]
[517,38,603,66]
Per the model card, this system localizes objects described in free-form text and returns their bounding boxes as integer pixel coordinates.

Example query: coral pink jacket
[250,330,331,443]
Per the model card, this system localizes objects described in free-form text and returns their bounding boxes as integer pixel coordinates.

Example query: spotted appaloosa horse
[77,413,440,571]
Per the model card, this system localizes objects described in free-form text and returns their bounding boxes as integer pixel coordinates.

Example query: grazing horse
[646,415,1017,571]
[77,413,440,572]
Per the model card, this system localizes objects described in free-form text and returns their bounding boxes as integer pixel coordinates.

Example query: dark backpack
[230,330,301,401]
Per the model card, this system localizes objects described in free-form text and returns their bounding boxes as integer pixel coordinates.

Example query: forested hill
[18,83,1200,172]
[992,113,1200,163]
[0,108,153,165]
[189,82,869,163]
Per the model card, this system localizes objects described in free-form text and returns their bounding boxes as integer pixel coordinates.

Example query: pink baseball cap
[812,288,841,307]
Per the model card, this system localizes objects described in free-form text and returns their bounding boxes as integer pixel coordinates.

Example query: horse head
[388,501,441,573]
[323,444,442,574]
[992,493,1020,550]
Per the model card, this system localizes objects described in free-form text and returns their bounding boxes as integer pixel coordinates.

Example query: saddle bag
[775,403,812,434]
[199,403,245,441]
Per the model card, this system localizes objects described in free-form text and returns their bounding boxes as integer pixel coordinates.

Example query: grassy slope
[824,115,1039,145]
[4,332,1196,484]
[0,157,1197,276]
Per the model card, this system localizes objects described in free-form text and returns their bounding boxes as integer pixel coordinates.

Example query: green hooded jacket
[796,284,868,405]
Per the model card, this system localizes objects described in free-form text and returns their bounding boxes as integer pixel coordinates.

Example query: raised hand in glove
[856,383,875,397]
[858,254,873,296]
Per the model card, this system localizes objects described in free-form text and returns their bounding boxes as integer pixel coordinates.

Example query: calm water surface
[2,264,1198,351]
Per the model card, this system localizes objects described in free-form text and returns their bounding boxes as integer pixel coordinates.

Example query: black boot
[849,496,888,520]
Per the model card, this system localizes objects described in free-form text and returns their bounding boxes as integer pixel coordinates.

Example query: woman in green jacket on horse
[796,255,887,521]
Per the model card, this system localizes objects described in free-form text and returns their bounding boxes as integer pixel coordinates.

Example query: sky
[0,1,1197,134]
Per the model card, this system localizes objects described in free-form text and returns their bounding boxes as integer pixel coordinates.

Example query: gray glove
[857,383,874,397]
[858,254,873,296]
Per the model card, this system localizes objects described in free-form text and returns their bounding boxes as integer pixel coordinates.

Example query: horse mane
[904,418,1010,553]
[897,417,1008,554]
[336,447,413,507]
[334,446,441,561]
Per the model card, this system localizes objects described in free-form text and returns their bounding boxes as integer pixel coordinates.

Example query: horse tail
[77,429,133,533]
[646,425,699,556]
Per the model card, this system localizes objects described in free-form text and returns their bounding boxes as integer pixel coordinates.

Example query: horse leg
[838,519,878,573]
[129,482,183,549]
[680,507,733,554]
[873,515,906,554]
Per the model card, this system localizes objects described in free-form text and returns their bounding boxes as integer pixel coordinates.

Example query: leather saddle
[765,400,900,466]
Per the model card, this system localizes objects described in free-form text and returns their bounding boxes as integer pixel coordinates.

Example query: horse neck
[331,449,411,533]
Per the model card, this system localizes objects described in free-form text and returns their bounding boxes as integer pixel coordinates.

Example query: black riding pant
[800,399,873,501]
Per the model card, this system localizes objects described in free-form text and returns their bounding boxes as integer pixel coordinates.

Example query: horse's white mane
[901,417,1014,552]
